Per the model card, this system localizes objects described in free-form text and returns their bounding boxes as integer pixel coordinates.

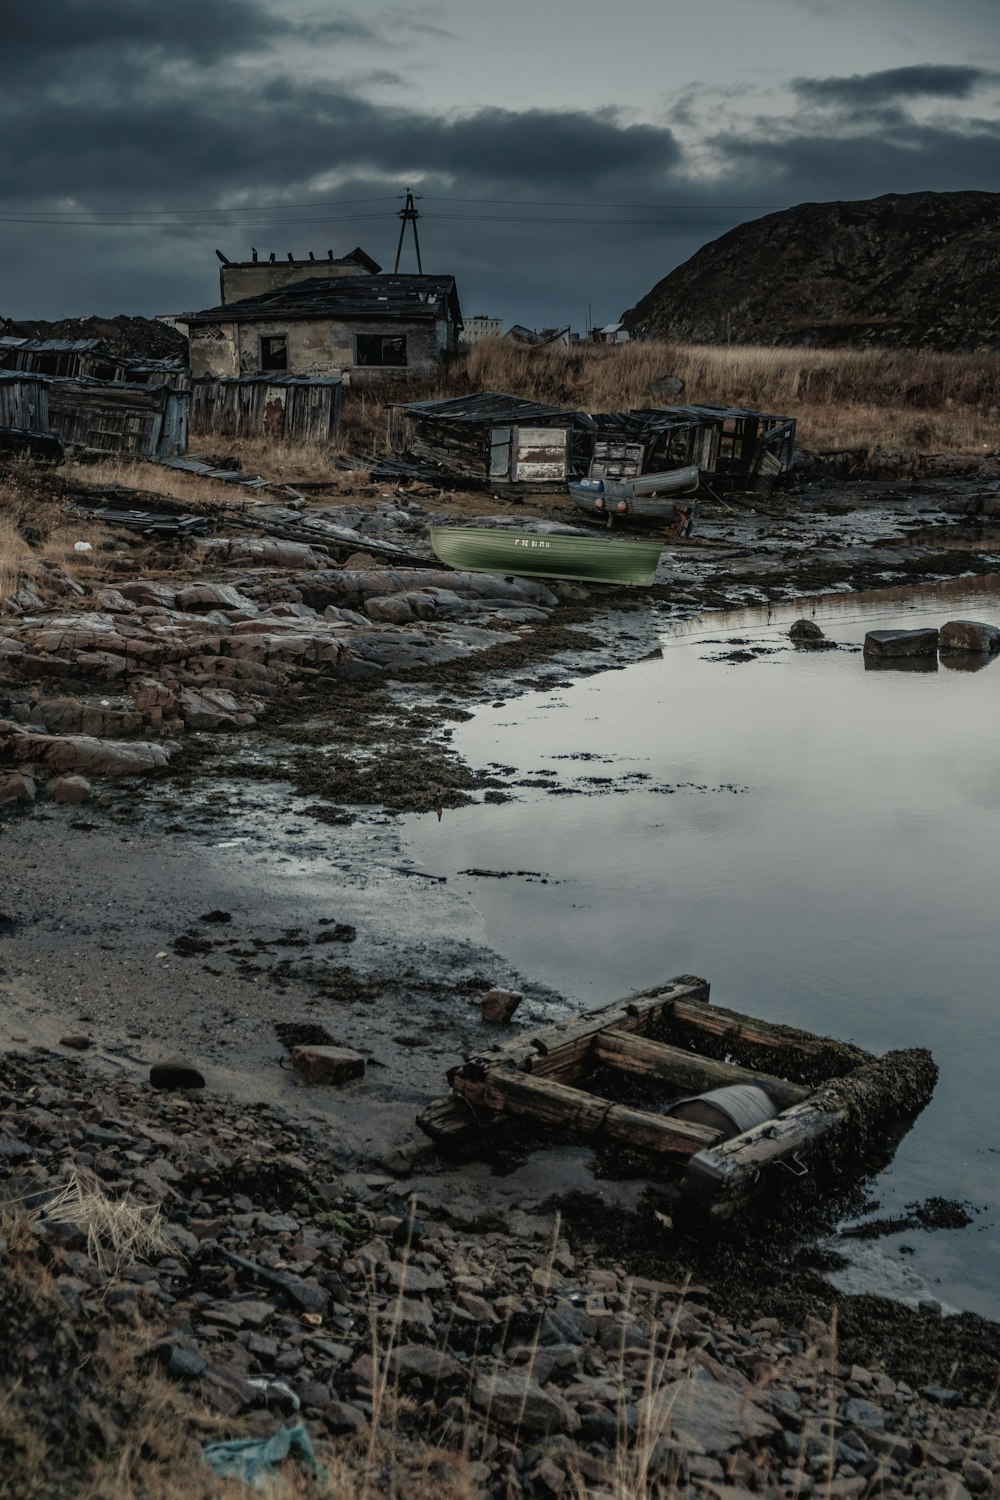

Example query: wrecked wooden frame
[418,976,937,1217]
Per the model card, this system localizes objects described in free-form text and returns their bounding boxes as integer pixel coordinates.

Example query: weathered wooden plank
[593,1030,810,1109]
[683,1047,938,1217]
[664,1000,870,1078]
[453,1069,720,1159]
[449,976,710,1085]
[416,1094,502,1155]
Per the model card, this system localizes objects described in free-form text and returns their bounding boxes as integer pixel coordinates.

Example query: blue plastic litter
[202,1422,328,1490]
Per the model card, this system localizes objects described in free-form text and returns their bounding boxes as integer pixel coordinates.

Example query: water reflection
[864,655,937,673]
[406,575,1000,1318]
[940,652,999,674]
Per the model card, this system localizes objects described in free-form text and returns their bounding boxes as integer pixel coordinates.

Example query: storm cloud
[0,0,997,326]
[795,64,1000,106]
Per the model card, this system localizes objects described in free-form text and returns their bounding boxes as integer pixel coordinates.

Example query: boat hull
[569,466,700,524]
[429,526,662,586]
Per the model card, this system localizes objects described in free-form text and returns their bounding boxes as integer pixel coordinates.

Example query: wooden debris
[418,975,938,1216]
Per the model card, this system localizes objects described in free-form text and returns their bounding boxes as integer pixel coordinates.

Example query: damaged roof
[187,273,461,326]
[390,391,595,426]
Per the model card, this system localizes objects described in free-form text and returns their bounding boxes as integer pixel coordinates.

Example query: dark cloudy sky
[2,0,999,329]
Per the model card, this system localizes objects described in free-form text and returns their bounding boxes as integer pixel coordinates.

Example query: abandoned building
[0,370,188,460]
[214,246,381,305]
[459,315,504,346]
[0,336,188,388]
[190,374,341,444]
[386,391,796,493]
[185,274,462,385]
[387,392,596,485]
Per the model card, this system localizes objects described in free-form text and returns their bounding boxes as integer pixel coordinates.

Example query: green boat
[429,526,663,586]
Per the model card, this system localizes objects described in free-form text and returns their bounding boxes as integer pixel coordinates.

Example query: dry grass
[0,472,120,607]
[37,1167,176,1276]
[339,338,1000,458]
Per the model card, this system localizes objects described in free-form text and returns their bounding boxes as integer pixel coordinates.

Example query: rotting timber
[418,976,938,1219]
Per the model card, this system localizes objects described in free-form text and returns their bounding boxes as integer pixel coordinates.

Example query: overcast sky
[2,0,998,328]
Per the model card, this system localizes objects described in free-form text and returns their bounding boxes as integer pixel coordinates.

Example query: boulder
[149,1056,206,1090]
[480,988,523,1025]
[291,1045,365,1085]
[789,619,825,641]
[863,628,939,658]
[175,583,255,613]
[656,1377,780,1455]
[939,619,1000,654]
[50,774,92,805]
[0,772,35,804]
[2,727,171,777]
[471,1372,580,1436]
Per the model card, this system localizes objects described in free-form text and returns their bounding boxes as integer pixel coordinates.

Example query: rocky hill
[623,191,1000,352]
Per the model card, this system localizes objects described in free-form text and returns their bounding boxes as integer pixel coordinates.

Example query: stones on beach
[0,772,35,804]
[938,620,1000,655]
[148,1056,206,1090]
[863,628,939,658]
[479,988,523,1025]
[59,1034,92,1050]
[789,618,825,640]
[291,1044,365,1085]
[50,774,92,804]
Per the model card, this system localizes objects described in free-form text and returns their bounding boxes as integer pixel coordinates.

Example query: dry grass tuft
[37,1167,176,1275]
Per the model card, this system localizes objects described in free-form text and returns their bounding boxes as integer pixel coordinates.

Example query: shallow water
[406,574,1000,1319]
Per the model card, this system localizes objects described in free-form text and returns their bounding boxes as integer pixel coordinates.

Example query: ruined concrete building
[214,246,381,304]
[185,274,462,384]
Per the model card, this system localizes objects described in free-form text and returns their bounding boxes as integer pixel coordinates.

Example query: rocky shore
[3,453,1000,1496]
[4,1047,999,1500]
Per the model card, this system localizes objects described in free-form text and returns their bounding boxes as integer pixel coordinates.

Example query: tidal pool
[406,574,1000,1319]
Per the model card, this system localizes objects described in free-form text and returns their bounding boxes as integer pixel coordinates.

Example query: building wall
[190,316,449,382]
[459,316,503,346]
[220,260,368,304]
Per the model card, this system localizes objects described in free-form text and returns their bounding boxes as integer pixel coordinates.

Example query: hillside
[0,313,186,361]
[623,191,1000,352]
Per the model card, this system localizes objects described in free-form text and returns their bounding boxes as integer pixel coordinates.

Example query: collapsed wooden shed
[386,392,596,486]
[191,375,342,443]
[590,406,796,495]
[0,337,188,389]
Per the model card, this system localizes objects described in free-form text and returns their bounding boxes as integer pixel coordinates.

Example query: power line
[0,209,752,230]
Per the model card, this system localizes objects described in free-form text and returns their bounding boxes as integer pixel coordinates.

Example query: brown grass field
[338,338,1000,458]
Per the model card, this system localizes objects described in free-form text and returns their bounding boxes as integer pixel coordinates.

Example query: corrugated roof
[187,273,461,326]
[9,337,106,353]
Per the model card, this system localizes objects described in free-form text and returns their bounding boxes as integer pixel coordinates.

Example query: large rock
[657,1377,779,1455]
[0,723,171,777]
[50,774,92,804]
[0,772,35,804]
[291,1045,365,1085]
[471,1372,581,1436]
[939,619,1000,654]
[863,628,939,658]
[480,988,523,1025]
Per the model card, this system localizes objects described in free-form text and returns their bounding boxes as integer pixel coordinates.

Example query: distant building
[591,322,630,345]
[185,273,463,384]
[215,246,381,305]
[459,315,503,346]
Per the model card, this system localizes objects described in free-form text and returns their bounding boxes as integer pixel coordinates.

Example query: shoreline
[3,455,1000,1493]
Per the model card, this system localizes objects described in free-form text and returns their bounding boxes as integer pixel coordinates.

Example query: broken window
[355,334,407,367]
[259,334,288,372]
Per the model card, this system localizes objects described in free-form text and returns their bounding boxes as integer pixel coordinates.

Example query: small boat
[429,525,663,586]
[569,465,700,527]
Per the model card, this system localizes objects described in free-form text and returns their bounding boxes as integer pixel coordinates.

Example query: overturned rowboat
[418,976,938,1218]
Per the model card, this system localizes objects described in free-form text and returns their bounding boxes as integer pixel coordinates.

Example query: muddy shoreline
[3,456,1000,1491]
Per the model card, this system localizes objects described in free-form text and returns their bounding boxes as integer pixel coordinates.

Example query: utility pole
[393,190,423,274]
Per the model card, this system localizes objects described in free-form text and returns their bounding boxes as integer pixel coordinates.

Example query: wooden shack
[589,406,796,496]
[191,375,341,443]
[386,391,595,487]
[45,378,189,459]
[0,371,49,434]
